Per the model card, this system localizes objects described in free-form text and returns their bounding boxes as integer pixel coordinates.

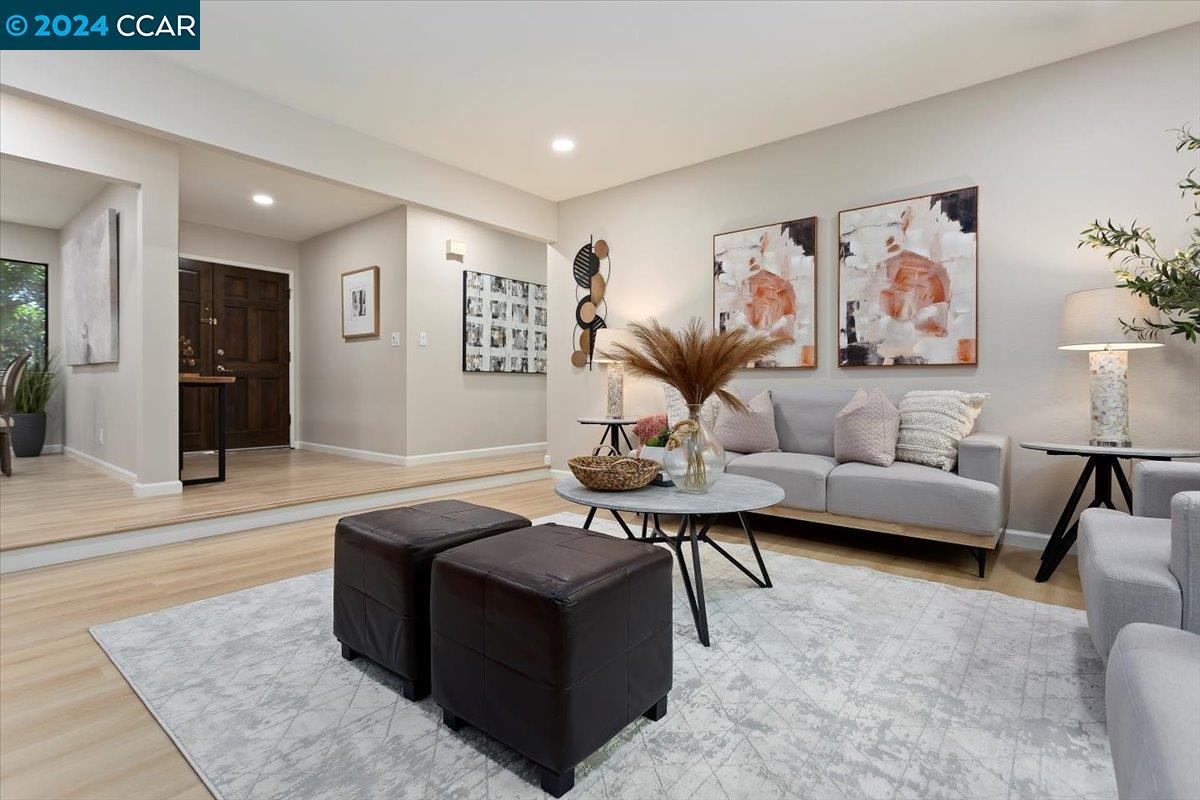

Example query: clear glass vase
[663,404,725,493]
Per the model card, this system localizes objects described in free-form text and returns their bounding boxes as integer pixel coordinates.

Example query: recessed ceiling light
[252,193,275,206]
[551,138,575,153]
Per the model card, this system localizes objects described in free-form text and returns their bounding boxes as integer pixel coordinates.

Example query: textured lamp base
[1089,349,1130,447]
[605,362,624,418]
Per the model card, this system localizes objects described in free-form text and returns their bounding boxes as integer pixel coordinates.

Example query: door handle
[216,365,230,373]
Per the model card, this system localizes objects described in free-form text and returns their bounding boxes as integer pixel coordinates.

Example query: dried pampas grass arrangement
[599,318,788,414]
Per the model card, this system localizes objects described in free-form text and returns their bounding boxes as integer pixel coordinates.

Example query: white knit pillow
[663,385,721,430]
[895,390,989,471]
[714,390,779,454]
[834,388,899,467]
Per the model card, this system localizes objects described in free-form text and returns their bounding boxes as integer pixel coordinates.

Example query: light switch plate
[390,332,401,347]
[419,332,428,347]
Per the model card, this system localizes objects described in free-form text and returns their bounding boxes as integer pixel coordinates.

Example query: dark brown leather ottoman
[333,499,530,700]
[430,523,673,797]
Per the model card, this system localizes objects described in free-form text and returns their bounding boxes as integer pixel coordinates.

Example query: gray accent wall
[548,24,1200,535]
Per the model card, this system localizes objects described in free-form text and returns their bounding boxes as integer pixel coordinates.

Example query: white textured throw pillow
[895,390,989,471]
[714,390,780,454]
[834,388,899,467]
[663,385,721,430]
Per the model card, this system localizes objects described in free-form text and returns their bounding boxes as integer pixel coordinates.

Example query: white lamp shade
[1057,288,1162,351]
[592,328,634,364]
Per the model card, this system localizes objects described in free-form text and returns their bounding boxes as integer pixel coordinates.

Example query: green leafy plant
[1079,127,1200,342]
[14,349,60,414]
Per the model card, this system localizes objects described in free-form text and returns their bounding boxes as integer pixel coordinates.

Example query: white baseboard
[64,446,137,484]
[549,468,572,480]
[294,441,405,465]
[295,440,547,467]
[40,444,63,454]
[0,467,549,574]
[133,480,183,498]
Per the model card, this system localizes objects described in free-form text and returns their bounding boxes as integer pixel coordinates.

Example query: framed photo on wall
[462,269,548,373]
[341,265,379,340]
[713,216,817,368]
[838,186,978,366]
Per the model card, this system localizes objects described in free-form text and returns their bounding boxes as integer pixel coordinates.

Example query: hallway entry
[179,258,291,452]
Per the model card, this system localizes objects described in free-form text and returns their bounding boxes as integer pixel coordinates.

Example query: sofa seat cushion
[1105,623,1200,800]
[725,452,838,511]
[826,461,1002,535]
[1079,509,1179,659]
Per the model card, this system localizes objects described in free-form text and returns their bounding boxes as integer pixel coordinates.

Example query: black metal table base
[582,508,771,646]
[179,383,228,486]
[1035,453,1133,582]
[590,423,635,456]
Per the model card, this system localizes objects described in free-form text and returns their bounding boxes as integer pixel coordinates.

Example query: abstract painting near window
[341,266,379,339]
[713,217,816,368]
[838,187,978,367]
[462,270,548,374]
[62,207,119,365]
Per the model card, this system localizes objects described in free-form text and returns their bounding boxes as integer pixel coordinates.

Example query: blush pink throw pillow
[713,390,780,454]
[834,388,899,467]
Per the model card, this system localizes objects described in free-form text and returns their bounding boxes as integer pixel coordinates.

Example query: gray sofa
[655,387,1010,575]
[1105,623,1200,800]
[1079,461,1200,659]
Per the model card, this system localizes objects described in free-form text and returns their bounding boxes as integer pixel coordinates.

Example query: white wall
[549,25,1200,535]
[298,208,407,456]
[1,92,180,492]
[0,221,63,449]
[405,206,547,456]
[58,184,141,473]
[179,220,300,272]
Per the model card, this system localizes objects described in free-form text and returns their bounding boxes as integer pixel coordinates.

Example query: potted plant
[11,350,59,457]
[600,318,785,492]
[632,413,669,462]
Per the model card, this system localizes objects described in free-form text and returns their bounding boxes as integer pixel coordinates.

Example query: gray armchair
[1079,461,1200,659]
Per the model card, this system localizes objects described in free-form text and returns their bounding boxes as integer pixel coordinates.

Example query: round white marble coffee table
[555,474,785,646]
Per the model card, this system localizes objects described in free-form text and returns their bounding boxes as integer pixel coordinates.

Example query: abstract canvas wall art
[62,208,119,366]
[838,187,978,366]
[462,270,548,373]
[341,266,379,339]
[713,217,817,368]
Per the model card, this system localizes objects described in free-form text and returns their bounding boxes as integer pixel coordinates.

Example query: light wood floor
[0,479,1082,800]
[0,449,546,551]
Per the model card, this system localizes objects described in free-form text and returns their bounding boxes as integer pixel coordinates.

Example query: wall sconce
[446,240,466,261]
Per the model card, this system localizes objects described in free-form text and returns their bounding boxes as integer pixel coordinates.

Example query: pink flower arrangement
[632,413,669,455]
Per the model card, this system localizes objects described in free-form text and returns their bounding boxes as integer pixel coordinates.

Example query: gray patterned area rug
[90,513,1115,800]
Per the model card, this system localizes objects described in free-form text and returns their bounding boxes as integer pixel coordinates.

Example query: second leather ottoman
[333,499,530,700]
[431,523,673,797]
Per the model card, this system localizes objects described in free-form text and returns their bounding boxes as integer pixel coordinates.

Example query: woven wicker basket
[567,456,659,492]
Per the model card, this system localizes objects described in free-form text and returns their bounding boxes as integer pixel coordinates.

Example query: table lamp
[592,328,632,418]
[1057,287,1162,446]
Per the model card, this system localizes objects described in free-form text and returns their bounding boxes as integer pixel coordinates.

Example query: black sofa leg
[539,766,575,798]
[643,695,668,722]
[972,547,986,578]
[340,642,358,661]
[441,708,465,732]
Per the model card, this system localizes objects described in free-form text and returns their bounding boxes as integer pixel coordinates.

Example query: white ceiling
[0,157,109,229]
[160,1,1199,201]
[178,146,400,241]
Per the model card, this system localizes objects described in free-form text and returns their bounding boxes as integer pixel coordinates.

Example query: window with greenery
[0,258,49,366]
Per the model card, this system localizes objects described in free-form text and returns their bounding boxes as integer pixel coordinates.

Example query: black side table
[1021,441,1200,582]
[576,416,637,455]
[179,375,236,486]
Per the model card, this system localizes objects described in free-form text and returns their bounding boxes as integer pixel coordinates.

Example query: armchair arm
[1170,492,1200,635]
[1133,461,1200,519]
[958,433,1010,524]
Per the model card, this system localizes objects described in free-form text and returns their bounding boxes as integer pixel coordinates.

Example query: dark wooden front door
[179,259,290,452]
